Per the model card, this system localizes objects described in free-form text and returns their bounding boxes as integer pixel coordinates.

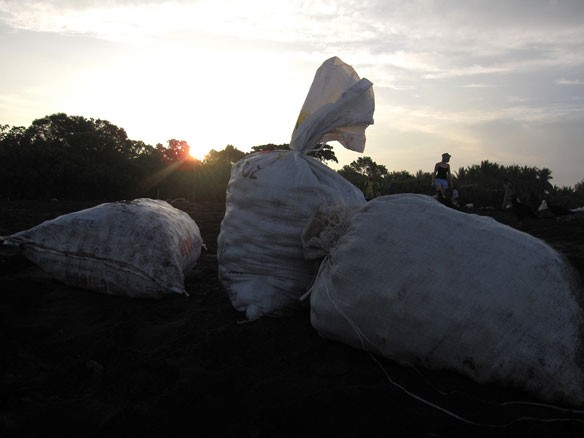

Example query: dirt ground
[1,199,584,438]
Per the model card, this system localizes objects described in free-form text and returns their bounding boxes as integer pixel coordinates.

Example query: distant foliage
[453,161,561,209]
[337,157,584,209]
[0,114,146,200]
[250,143,338,163]
[337,156,388,193]
[0,114,242,202]
[1,114,582,207]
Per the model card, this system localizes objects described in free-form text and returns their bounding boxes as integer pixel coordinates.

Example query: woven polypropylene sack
[217,56,373,320]
[217,151,365,320]
[305,194,584,406]
[3,198,203,298]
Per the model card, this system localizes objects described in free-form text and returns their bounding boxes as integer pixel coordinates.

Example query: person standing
[363,175,377,201]
[432,153,453,199]
[501,178,514,210]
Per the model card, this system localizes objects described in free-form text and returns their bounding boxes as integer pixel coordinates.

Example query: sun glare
[188,146,200,160]
[188,145,207,161]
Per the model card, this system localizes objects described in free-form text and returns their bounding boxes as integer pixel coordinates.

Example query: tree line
[339,157,584,209]
[1,113,583,208]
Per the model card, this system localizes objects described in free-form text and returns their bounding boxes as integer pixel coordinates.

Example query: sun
[188,145,205,161]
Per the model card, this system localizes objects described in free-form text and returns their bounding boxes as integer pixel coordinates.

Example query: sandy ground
[1,199,584,437]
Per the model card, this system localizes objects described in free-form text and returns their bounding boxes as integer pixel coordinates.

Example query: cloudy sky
[1,0,583,187]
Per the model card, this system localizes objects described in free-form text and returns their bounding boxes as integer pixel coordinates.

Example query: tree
[536,168,554,195]
[0,125,29,198]
[310,143,338,163]
[337,164,363,190]
[0,124,26,142]
[156,139,192,163]
[451,161,560,208]
[0,114,157,200]
[338,156,388,196]
[250,143,289,154]
[25,113,141,160]
[194,145,247,201]
[204,144,246,166]
[3,112,581,206]
[250,143,338,164]
[142,139,200,201]
[345,156,388,177]
[385,170,416,194]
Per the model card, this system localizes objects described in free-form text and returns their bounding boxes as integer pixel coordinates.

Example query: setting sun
[188,145,206,161]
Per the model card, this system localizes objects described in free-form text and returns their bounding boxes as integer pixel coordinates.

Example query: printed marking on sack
[240,161,262,179]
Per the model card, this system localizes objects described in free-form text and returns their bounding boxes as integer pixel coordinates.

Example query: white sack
[217,57,374,320]
[304,194,584,406]
[3,198,203,298]
[218,152,365,319]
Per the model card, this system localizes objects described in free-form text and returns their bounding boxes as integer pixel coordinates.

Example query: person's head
[441,152,451,163]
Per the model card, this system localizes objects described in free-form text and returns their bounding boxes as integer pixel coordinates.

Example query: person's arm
[448,165,453,188]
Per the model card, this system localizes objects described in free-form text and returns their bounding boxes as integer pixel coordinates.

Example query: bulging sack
[304,194,584,406]
[217,56,374,320]
[218,151,365,319]
[3,198,203,298]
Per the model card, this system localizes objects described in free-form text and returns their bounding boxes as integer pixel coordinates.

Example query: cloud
[461,84,495,88]
[556,78,584,85]
[1,0,584,187]
[0,0,384,45]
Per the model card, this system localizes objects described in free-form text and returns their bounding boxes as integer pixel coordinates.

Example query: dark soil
[1,199,583,438]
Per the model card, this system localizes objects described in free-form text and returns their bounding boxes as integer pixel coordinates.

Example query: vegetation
[340,157,584,209]
[1,114,583,208]
[0,115,242,202]
[250,142,338,163]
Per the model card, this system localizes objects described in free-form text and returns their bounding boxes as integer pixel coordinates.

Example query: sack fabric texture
[3,198,203,298]
[217,56,374,320]
[218,152,366,319]
[304,194,584,407]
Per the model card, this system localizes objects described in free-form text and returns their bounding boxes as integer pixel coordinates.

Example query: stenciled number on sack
[240,161,262,180]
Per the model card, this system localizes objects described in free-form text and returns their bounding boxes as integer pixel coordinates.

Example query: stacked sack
[302,194,584,407]
[218,57,375,320]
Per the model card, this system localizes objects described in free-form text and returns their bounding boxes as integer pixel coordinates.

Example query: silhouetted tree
[338,156,387,196]
[156,139,191,163]
[385,170,416,194]
[250,143,338,163]
[2,114,583,207]
[0,114,142,199]
[196,145,246,201]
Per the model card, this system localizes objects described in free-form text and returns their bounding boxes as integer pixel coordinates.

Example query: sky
[1,0,583,187]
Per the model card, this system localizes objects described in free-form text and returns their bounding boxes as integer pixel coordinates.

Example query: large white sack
[218,152,365,319]
[303,194,584,407]
[2,198,203,298]
[217,56,374,320]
